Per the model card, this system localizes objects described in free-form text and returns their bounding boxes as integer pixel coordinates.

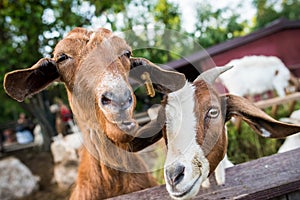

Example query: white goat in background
[219,55,295,98]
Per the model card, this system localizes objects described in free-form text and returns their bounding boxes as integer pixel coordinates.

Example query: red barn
[166,18,300,82]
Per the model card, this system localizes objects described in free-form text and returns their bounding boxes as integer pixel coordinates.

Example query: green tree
[120,0,187,64]
[252,0,300,30]
[193,2,247,48]
[0,1,55,150]
[0,0,117,150]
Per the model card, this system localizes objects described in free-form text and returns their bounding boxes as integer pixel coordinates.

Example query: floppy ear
[4,58,59,102]
[222,94,300,138]
[130,57,186,94]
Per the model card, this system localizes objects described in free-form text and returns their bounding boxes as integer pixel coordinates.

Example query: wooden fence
[109,148,300,200]
[254,92,300,116]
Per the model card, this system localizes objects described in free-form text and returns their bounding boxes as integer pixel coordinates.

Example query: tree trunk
[20,92,56,151]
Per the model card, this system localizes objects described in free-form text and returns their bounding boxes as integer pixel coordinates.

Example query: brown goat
[163,66,300,199]
[4,27,185,199]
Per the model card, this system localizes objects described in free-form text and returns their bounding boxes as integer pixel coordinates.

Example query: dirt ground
[2,147,71,200]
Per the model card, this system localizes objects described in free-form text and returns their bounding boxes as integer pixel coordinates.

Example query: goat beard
[105,122,135,143]
[96,109,137,143]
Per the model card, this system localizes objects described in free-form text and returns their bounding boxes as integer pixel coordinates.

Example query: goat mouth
[117,120,138,135]
[170,176,201,199]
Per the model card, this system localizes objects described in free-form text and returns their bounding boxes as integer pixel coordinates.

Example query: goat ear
[130,57,186,94]
[222,94,300,138]
[4,58,59,102]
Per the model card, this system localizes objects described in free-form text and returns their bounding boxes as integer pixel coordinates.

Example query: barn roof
[166,18,300,71]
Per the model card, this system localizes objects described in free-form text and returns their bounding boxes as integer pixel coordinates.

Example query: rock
[53,160,78,189]
[51,133,82,188]
[51,138,78,163]
[0,157,39,200]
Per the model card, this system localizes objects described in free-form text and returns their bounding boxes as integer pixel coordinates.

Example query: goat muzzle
[117,120,138,136]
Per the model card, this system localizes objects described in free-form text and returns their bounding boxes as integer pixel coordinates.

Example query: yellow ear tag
[141,72,155,97]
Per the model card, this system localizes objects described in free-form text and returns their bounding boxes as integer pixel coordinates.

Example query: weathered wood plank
[270,190,300,200]
[287,190,300,200]
[1,142,37,153]
[109,148,300,200]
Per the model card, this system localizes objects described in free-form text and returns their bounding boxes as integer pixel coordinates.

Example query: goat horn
[194,65,233,84]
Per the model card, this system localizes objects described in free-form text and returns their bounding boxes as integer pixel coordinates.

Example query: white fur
[164,82,210,199]
[214,155,234,185]
[260,128,271,138]
[219,55,290,97]
[164,81,235,199]
[278,133,300,153]
[201,155,234,188]
[279,109,300,153]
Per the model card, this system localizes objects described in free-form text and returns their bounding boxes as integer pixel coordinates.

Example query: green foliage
[227,121,282,164]
[252,0,300,30]
[121,0,190,64]
[0,93,26,124]
[154,0,181,30]
[226,101,300,164]
[192,2,248,48]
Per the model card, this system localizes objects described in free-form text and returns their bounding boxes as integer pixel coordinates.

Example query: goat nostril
[128,96,132,104]
[120,95,133,110]
[127,96,132,105]
[174,166,185,185]
[101,95,112,105]
[122,121,133,126]
[167,165,185,186]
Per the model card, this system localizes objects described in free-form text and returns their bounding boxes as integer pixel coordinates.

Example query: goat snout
[101,90,133,111]
[165,164,185,187]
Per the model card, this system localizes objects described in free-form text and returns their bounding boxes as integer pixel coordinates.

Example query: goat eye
[57,54,69,63]
[122,50,131,58]
[207,108,219,118]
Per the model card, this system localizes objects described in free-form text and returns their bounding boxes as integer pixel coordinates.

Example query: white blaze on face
[164,82,210,199]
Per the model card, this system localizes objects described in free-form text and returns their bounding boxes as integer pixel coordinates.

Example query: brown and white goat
[3,27,185,199]
[163,66,300,200]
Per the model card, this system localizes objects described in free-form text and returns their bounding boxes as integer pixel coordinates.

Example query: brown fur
[54,28,157,199]
[191,76,300,176]
[4,24,187,199]
[193,80,227,175]
[4,27,161,199]
[69,147,157,200]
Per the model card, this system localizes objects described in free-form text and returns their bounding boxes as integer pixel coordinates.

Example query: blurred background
[0,0,300,199]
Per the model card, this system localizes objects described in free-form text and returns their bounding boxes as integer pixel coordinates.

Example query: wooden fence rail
[254,92,300,109]
[110,148,300,200]
[254,92,300,116]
